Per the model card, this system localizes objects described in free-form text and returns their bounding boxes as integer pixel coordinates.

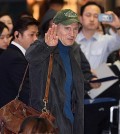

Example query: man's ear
[14,31,19,38]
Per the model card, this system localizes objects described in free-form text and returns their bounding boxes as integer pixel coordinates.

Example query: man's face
[80,5,101,31]
[57,22,79,46]
[18,25,38,49]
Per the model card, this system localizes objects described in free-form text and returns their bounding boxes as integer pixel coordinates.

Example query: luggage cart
[109,101,120,134]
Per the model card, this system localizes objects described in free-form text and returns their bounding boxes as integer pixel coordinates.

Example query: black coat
[26,38,94,134]
[0,44,29,107]
[0,48,4,55]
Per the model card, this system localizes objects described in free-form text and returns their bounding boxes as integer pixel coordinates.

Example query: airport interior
[0,0,120,134]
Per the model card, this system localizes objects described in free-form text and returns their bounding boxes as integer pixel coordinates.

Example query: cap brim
[60,19,80,25]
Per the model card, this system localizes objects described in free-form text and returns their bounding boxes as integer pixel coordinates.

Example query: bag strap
[42,54,54,112]
[15,54,54,108]
[43,54,54,102]
[16,64,29,99]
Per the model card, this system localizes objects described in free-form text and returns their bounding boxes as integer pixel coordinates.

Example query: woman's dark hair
[0,12,13,20]
[18,116,57,134]
[0,21,9,35]
[80,1,104,16]
[0,12,14,25]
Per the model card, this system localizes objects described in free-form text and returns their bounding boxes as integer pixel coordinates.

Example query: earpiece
[16,32,19,38]
[16,34,19,38]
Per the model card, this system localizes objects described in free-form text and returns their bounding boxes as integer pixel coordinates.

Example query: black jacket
[0,44,29,107]
[26,38,94,134]
[39,9,57,38]
[0,48,4,55]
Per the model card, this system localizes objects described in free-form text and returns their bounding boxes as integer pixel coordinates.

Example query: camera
[98,14,113,22]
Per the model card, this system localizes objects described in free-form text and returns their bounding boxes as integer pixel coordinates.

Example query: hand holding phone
[98,14,113,22]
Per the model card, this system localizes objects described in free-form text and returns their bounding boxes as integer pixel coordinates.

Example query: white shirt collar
[76,31,99,42]
[11,41,26,56]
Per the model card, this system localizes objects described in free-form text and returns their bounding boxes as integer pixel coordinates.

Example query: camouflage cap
[53,9,80,25]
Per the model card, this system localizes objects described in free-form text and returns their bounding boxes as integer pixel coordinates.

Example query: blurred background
[0,0,120,21]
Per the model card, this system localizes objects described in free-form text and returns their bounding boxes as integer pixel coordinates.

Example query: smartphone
[98,14,113,22]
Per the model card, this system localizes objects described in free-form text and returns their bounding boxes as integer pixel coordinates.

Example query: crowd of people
[0,0,120,134]
[75,2,120,134]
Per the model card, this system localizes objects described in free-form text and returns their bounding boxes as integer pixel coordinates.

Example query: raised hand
[89,77,101,89]
[45,24,58,47]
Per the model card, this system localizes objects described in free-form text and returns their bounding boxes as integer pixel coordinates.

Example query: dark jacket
[0,44,29,107]
[25,38,94,134]
[0,48,4,55]
[39,9,57,38]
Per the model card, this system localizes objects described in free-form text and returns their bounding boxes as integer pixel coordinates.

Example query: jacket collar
[54,42,81,70]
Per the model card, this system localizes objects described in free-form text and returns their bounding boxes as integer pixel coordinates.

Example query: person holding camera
[76,1,120,70]
[75,1,120,134]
